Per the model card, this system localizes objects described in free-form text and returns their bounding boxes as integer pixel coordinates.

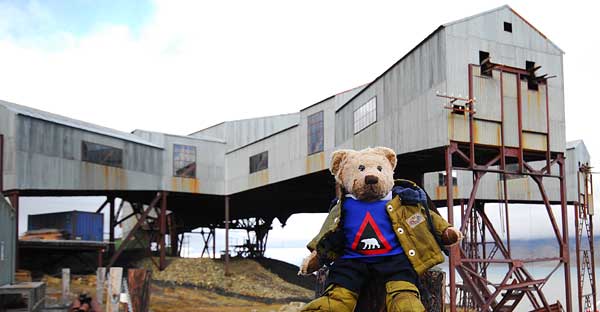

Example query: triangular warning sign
[350,211,392,255]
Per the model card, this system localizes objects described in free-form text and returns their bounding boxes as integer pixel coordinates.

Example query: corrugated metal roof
[0,100,163,149]
[132,129,226,144]
[189,112,300,137]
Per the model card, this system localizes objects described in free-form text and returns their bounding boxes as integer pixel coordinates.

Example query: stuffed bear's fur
[300,146,462,275]
[330,147,397,202]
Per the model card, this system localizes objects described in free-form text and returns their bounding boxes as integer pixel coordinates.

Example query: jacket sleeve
[306,202,341,252]
[429,208,451,238]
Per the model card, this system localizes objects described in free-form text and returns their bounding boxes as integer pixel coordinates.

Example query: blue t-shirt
[340,194,404,260]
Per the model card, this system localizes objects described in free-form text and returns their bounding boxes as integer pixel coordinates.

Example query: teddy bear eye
[377,166,383,172]
[358,165,365,171]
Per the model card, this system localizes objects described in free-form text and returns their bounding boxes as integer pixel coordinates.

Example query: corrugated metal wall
[335,29,448,154]
[444,6,565,153]
[0,197,15,286]
[16,115,164,191]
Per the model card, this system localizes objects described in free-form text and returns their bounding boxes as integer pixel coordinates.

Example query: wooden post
[97,267,106,306]
[107,267,123,312]
[128,269,152,312]
[62,268,70,303]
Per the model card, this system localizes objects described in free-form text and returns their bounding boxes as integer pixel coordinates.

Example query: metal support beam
[8,191,19,269]
[159,191,168,270]
[559,155,573,312]
[108,192,161,269]
[212,227,216,259]
[225,196,230,276]
[169,214,178,257]
[446,146,457,312]
[109,196,115,255]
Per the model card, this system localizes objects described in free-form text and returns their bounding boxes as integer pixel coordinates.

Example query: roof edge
[335,25,444,113]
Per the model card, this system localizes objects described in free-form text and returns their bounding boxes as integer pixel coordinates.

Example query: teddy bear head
[330,147,397,202]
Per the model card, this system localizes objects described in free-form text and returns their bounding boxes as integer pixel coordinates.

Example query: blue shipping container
[28,211,104,241]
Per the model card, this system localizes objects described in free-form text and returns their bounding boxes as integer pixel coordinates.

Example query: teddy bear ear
[372,147,397,170]
[330,149,352,176]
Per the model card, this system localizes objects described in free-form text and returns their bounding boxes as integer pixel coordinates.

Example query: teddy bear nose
[365,175,379,185]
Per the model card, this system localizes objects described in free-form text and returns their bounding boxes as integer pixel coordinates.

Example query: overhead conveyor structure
[0,5,595,311]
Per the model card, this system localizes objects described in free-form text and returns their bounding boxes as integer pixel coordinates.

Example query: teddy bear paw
[298,250,320,276]
[441,227,463,246]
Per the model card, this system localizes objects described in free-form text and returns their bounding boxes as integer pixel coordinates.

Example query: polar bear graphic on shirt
[360,238,381,250]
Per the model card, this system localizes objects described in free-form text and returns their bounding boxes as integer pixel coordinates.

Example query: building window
[503,22,512,33]
[250,151,268,173]
[307,111,324,155]
[81,141,123,167]
[438,171,457,186]
[479,51,492,77]
[353,97,377,134]
[173,144,196,178]
[526,60,539,91]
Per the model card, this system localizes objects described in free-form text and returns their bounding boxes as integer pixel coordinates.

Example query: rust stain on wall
[171,177,201,193]
[249,170,269,188]
[306,152,325,173]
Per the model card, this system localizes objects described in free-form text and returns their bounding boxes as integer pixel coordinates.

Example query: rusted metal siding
[0,105,17,191]
[226,126,302,194]
[444,5,564,153]
[0,197,15,286]
[132,130,226,195]
[15,115,163,191]
[424,140,589,203]
[336,30,448,154]
[502,72,519,147]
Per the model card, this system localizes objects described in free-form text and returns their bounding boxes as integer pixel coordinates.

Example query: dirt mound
[256,257,316,291]
[138,257,313,301]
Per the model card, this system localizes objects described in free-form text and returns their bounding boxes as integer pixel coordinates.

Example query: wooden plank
[128,269,151,312]
[107,267,123,312]
[62,268,70,303]
[97,267,106,306]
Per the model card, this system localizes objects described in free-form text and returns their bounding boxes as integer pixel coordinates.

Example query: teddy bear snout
[364,175,379,185]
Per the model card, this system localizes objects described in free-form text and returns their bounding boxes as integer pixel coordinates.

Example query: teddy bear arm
[428,208,452,238]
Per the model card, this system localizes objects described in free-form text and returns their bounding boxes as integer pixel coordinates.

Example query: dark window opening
[503,22,512,33]
[452,104,465,115]
[250,151,268,173]
[173,144,196,178]
[479,51,492,77]
[504,163,525,180]
[82,141,123,167]
[526,60,539,90]
[438,171,457,186]
[307,111,324,155]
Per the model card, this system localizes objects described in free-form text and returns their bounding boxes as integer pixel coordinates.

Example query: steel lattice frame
[446,62,572,312]
[575,164,596,312]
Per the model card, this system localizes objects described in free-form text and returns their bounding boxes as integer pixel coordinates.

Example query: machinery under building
[0,5,596,312]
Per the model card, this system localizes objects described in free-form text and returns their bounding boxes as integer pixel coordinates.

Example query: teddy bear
[299,146,462,312]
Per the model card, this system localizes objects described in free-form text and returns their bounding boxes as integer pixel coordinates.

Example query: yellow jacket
[306,179,451,276]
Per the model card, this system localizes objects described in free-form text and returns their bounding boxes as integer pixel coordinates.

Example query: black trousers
[325,253,418,294]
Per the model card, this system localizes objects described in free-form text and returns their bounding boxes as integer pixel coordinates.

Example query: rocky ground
[43,257,314,312]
